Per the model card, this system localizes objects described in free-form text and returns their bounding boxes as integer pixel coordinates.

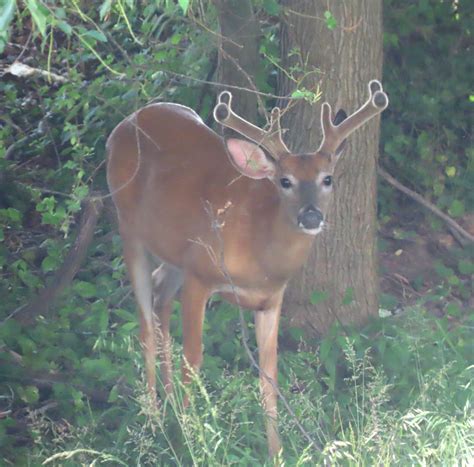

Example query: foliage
[381,0,474,220]
[2,307,472,464]
[0,0,472,465]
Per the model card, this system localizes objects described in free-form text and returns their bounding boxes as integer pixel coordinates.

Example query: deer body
[107,82,388,457]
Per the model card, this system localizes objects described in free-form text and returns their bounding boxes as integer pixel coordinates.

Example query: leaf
[73,281,98,298]
[19,385,40,404]
[458,259,473,275]
[310,290,329,305]
[41,255,59,273]
[25,0,50,36]
[0,0,15,29]
[262,0,280,15]
[57,20,72,36]
[342,287,354,305]
[448,199,464,218]
[82,30,108,43]
[99,0,113,20]
[324,10,337,30]
[178,0,189,14]
[445,166,456,177]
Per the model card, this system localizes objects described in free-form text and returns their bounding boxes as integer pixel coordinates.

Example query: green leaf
[120,322,138,332]
[448,199,464,218]
[262,0,280,15]
[310,290,329,305]
[73,281,98,298]
[57,20,72,36]
[99,0,113,20]
[324,10,337,30]
[18,385,39,404]
[25,0,50,36]
[178,0,189,14]
[445,166,456,177]
[446,303,461,317]
[342,287,354,305]
[82,30,107,43]
[41,255,59,273]
[458,259,473,275]
[108,385,119,403]
[380,292,398,310]
[0,0,16,52]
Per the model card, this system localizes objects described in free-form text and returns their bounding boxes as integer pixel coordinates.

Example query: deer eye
[323,175,332,186]
[280,177,293,189]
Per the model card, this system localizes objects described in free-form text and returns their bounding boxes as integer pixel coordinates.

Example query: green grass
[3,306,471,466]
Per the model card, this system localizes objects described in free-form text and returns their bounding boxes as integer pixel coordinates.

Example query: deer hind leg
[179,274,210,404]
[121,235,156,399]
[255,300,282,458]
[151,263,183,396]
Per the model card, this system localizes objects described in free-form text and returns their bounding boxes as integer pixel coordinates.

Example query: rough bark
[279,1,383,334]
[214,0,261,121]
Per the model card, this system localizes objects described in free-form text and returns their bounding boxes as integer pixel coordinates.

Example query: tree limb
[13,197,103,325]
[378,166,473,246]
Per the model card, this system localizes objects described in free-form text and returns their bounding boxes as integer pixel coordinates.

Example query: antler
[213,91,290,160]
[318,80,389,155]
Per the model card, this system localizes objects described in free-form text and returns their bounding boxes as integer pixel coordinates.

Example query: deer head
[214,80,388,234]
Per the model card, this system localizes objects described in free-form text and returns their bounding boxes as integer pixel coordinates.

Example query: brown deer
[106,80,388,456]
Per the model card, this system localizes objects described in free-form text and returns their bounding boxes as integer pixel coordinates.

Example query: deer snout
[297,206,324,231]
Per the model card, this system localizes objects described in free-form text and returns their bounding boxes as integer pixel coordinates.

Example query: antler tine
[268,107,291,155]
[318,79,389,154]
[213,91,290,159]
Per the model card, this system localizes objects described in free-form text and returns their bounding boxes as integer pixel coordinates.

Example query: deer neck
[258,197,315,282]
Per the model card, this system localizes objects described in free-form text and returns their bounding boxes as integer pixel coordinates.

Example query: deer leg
[255,299,282,458]
[152,264,183,396]
[179,275,210,403]
[121,235,156,399]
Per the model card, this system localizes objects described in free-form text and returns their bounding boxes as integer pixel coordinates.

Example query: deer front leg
[254,295,283,458]
[180,275,210,403]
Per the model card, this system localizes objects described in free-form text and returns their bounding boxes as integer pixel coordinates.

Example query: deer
[106,80,388,457]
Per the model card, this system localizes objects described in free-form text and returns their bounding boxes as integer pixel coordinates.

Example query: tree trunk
[279,0,383,335]
[214,0,261,121]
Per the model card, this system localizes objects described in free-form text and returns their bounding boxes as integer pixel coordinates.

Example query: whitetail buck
[106,80,388,456]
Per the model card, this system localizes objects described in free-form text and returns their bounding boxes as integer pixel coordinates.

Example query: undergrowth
[5,306,471,466]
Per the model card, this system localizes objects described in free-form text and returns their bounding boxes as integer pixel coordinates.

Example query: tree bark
[279,1,383,334]
[214,0,261,121]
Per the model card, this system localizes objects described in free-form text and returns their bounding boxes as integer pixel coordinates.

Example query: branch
[11,197,103,325]
[3,62,68,83]
[378,166,473,247]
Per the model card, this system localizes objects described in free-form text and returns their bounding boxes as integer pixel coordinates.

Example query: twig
[4,62,67,83]
[378,166,473,247]
[203,201,321,451]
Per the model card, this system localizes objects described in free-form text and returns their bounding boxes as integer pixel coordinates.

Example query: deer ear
[225,138,276,179]
[333,109,348,158]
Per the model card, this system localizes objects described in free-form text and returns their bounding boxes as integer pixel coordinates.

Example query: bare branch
[9,197,103,326]
[378,166,473,246]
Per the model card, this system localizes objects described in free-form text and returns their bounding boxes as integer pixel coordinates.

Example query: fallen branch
[12,197,103,325]
[3,61,68,83]
[378,166,473,247]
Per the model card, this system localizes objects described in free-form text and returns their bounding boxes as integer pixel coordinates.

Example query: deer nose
[297,206,324,230]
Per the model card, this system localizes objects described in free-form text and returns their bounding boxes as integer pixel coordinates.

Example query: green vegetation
[0,1,472,464]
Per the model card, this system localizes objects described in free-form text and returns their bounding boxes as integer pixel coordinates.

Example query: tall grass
[28,308,473,465]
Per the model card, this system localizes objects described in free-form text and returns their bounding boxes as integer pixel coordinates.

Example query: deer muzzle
[297,206,324,232]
